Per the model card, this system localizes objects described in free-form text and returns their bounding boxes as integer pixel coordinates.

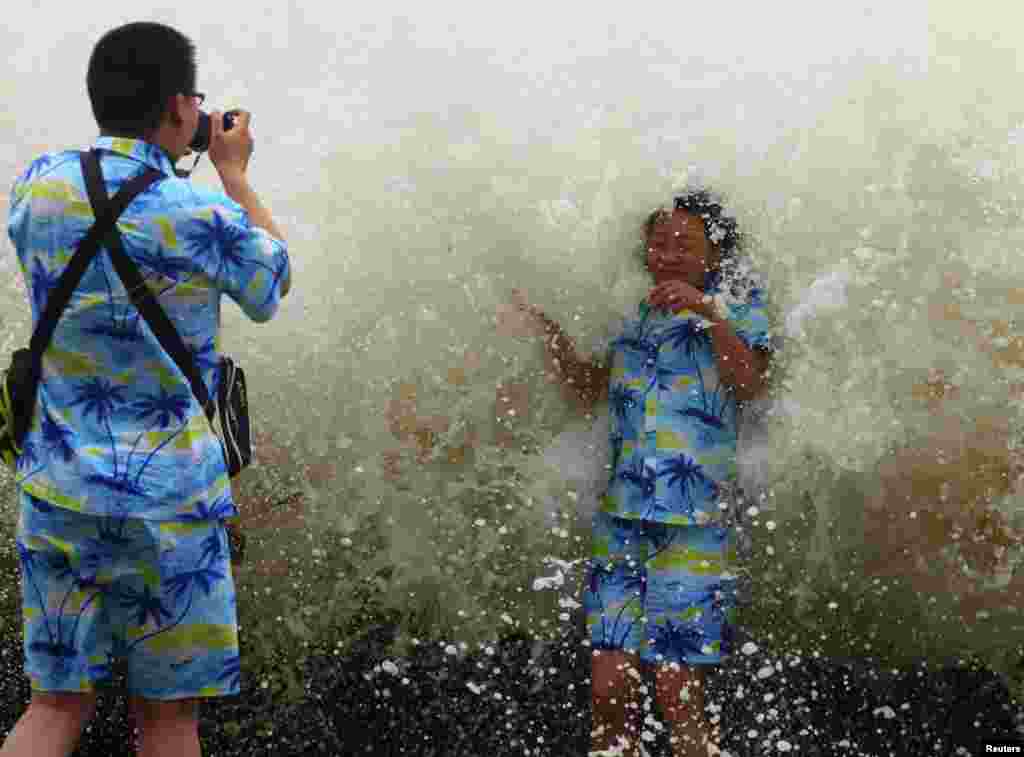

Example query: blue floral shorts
[14,490,240,700]
[584,510,739,667]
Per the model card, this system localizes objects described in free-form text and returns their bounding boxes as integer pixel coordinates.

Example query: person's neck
[98,131,177,163]
[100,129,149,140]
[651,272,706,290]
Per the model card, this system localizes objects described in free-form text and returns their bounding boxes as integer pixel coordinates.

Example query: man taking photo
[2,21,290,757]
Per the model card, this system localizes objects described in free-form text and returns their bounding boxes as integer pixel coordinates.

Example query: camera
[189,110,240,153]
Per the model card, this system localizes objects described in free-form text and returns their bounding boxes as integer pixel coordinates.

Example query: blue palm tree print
[63,378,190,501]
[187,211,284,303]
[38,403,76,464]
[86,260,152,349]
[612,334,660,382]
[602,276,774,524]
[9,137,289,521]
[657,579,736,660]
[591,273,774,664]
[660,454,710,502]
[264,256,291,307]
[18,154,56,186]
[608,384,642,426]
[613,303,661,373]
[81,311,142,344]
[651,364,682,393]
[131,386,191,430]
[67,379,125,425]
[131,246,205,300]
[697,582,732,624]
[16,440,40,474]
[586,560,646,651]
[15,438,49,486]
[118,582,175,630]
[67,377,128,477]
[18,540,104,676]
[95,516,136,550]
[678,381,736,447]
[659,317,711,360]
[88,631,131,682]
[648,617,710,661]
[659,318,712,397]
[184,332,219,377]
[18,513,233,690]
[608,432,624,484]
[124,387,191,486]
[641,522,680,565]
[29,259,61,317]
[179,491,236,522]
[218,653,241,691]
[618,456,657,501]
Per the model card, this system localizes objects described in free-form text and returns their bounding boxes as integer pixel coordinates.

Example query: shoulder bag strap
[29,154,164,357]
[19,153,164,436]
[80,150,216,421]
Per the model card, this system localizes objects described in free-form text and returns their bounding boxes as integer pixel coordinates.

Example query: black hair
[87,22,197,137]
[639,187,761,296]
[643,188,743,262]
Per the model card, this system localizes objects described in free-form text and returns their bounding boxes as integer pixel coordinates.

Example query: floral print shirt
[601,272,774,524]
[6,136,291,521]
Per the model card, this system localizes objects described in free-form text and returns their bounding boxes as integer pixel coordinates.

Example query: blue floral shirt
[6,136,291,521]
[601,273,774,524]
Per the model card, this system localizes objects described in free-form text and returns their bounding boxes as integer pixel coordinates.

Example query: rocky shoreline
[0,620,1014,757]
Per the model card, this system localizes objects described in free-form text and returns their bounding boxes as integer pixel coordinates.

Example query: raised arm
[499,291,610,413]
[534,311,610,411]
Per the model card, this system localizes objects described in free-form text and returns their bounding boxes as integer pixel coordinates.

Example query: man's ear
[162,93,185,129]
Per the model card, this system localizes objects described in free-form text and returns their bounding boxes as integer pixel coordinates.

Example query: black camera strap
[80,150,216,421]
[30,157,164,357]
[174,152,202,179]
[17,156,165,444]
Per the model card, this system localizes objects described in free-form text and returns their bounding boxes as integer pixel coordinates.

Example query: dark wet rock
[711,653,1022,756]
[0,621,1016,756]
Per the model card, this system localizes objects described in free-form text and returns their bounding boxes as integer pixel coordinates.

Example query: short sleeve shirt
[5,136,291,521]
[601,273,774,524]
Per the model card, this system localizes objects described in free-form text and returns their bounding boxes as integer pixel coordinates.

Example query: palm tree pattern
[585,276,770,664]
[601,283,773,525]
[15,491,239,697]
[7,136,290,520]
[585,510,739,665]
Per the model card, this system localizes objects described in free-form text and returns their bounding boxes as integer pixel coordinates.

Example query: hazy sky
[2,1,935,171]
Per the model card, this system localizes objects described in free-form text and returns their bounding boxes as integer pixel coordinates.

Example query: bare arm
[706,317,772,402]
[217,169,287,246]
[530,310,610,413]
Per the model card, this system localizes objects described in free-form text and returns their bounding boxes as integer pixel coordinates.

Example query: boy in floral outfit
[512,189,775,756]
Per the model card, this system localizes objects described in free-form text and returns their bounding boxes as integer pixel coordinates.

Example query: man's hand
[647,280,714,318]
[209,109,255,178]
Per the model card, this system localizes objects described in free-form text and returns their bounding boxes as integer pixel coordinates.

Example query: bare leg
[127,696,144,753]
[654,664,717,757]
[131,697,201,757]
[0,692,97,757]
[590,650,646,757]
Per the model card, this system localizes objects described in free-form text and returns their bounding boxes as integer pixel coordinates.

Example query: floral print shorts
[584,510,739,667]
[15,490,240,700]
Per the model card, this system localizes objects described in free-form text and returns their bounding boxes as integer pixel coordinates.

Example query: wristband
[702,294,730,322]
[713,294,730,322]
